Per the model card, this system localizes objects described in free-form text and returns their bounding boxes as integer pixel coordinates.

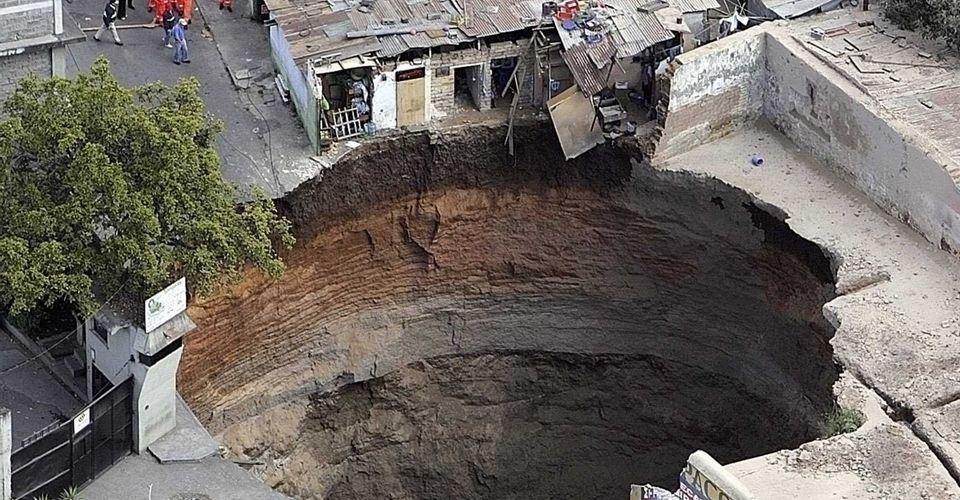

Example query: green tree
[884,0,960,52]
[0,57,293,318]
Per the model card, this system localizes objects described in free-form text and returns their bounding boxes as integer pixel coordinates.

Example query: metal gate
[11,378,133,499]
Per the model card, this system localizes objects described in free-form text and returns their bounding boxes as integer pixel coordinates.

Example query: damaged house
[267,0,693,157]
[267,0,549,151]
[548,0,705,158]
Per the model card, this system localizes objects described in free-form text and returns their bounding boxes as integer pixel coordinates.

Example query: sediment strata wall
[176,124,840,498]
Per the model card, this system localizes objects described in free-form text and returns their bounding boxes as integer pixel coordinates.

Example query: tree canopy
[884,0,960,52]
[0,58,293,318]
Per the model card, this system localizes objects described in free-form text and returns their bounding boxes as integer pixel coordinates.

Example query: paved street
[0,332,81,445]
[81,397,287,500]
[63,0,318,196]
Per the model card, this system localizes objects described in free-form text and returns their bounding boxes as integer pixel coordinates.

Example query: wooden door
[396,68,426,127]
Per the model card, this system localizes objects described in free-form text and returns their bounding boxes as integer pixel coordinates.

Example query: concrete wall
[371,69,397,131]
[0,48,51,105]
[763,35,960,250]
[684,12,710,45]
[87,316,187,452]
[132,347,182,452]
[654,28,765,159]
[86,322,134,386]
[430,46,491,116]
[270,25,318,151]
[464,64,485,110]
[0,0,53,43]
[654,26,960,251]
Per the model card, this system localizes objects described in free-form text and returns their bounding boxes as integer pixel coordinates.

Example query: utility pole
[1,408,10,500]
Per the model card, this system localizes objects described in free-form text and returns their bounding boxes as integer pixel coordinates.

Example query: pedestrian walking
[172,18,190,64]
[161,4,177,47]
[218,0,232,12]
[117,0,133,19]
[93,0,123,45]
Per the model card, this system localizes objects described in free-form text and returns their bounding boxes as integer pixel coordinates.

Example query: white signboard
[144,277,187,332]
[73,408,90,434]
[0,47,25,57]
[677,451,755,500]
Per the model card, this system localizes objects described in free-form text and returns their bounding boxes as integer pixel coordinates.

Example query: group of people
[94,0,233,64]
[94,0,190,63]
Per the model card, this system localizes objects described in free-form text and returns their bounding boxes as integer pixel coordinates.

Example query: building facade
[0,0,83,104]
[266,0,693,155]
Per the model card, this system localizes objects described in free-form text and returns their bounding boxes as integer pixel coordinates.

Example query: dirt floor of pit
[179,124,841,499]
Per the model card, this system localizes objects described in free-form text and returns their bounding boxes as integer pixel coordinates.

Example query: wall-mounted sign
[676,451,755,500]
[73,408,90,434]
[0,47,25,57]
[144,277,187,332]
[630,452,753,500]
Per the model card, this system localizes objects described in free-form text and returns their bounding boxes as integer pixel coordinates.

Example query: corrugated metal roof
[562,38,616,96]
[270,0,536,65]
[608,8,674,57]
[459,0,541,38]
[376,34,408,57]
[665,0,721,12]
[554,0,674,57]
[760,0,839,18]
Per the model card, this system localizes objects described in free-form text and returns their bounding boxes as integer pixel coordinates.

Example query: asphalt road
[0,332,82,445]
[63,0,317,197]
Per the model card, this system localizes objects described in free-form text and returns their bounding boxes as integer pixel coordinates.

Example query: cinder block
[0,48,52,103]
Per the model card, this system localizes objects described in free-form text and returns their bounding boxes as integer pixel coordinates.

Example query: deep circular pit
[180,126,839,500]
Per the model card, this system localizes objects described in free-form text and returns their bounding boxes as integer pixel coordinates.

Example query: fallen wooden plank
[849,55,885,74]
[81,22,155,31]
[870,59,954,70]
[808,40,843,58]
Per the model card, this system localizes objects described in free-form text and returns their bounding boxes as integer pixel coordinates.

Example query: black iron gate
[11,378,133,500]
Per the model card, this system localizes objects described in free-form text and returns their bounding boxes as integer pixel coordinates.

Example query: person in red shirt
[219,0,231,12]
[149,0,168,23]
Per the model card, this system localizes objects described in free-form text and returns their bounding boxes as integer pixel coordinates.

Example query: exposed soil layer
[179,125,839,499]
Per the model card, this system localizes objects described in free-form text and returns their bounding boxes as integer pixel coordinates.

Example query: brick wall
[654,29,764,159]
[430,65,456,116]
[0,0,54,43]
[0,48,51,104]
[427,38,537,117]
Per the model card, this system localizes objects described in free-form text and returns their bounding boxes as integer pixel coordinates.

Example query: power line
[0,277,131,375]
[242,91,282,194]
[0,328,75,375]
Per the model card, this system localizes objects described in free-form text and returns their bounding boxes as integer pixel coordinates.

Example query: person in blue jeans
[172,18,190,64]
[161,4,178,48]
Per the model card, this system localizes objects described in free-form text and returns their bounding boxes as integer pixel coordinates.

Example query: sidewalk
[62,0,318,197]
[81,397,287,500]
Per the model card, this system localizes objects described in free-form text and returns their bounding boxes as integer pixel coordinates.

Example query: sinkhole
[179,125,840,500]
